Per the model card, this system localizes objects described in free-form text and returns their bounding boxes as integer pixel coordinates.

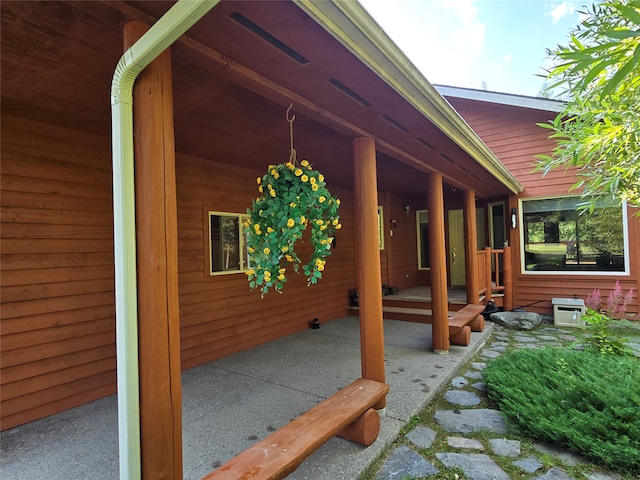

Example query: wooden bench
[448,303,486,346]
[202,378,389,480]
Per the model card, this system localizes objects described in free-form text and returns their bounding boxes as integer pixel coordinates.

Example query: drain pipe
[110,1,219,478]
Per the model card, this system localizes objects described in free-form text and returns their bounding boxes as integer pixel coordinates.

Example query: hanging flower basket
[244,159,340,296]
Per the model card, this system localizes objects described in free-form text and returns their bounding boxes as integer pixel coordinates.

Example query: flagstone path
[373,322,639,480]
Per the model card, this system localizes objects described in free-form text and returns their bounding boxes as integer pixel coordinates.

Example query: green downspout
[110,1,220,478]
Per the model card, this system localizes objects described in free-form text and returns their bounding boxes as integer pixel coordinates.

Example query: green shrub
[483,348,640,473]
[582,308,632,356]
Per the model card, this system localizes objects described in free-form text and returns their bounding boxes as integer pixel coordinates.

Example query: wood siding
[1,115,117,430]
[1,114,357,430]
[447,98,639,316]
[176,154,356,371]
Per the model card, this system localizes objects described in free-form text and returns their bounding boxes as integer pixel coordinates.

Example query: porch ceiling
[1,0,516,198]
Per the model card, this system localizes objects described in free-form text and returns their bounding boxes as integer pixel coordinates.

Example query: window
[417,210,430,269]
[378,206,384,250]
[208,212,251,275]
[522,197,627,273]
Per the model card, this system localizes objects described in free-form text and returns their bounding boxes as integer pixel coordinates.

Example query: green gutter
[295,0,523,194]
[110,1,220,478]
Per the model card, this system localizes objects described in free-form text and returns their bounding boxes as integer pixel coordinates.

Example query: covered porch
[0,316,493,480]
[1,1,522,477]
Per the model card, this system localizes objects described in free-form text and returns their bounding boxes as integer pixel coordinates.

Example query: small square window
[208,211,251,275]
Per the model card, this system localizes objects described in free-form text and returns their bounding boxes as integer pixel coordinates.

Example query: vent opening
[439,153,454,163]
[327,78,371,107]
[457,165,469,173]
[416,138,436,150]
[381,115,409,133]
[230,12,309,65]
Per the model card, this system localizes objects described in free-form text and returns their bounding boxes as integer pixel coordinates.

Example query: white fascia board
[435,85,565,113]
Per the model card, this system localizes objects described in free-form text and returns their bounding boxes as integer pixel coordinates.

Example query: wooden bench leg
[469,314,485,332]
[337,408,380,446]
[450,326,471,346]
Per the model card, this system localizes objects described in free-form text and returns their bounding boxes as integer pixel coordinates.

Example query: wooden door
[448,209,466,286]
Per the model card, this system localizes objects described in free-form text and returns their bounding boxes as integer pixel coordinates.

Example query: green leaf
[614,4,640,25]
[603,28,640,39]
[602,56,636,96]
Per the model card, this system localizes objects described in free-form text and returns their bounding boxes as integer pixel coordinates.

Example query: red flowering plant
[244,159,340,296]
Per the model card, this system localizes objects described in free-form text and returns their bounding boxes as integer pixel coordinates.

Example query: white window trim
[518,196,630,276]
[208,211,251,276]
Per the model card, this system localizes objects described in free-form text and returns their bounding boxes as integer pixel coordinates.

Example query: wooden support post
[124,21,183,480]
[426,173,449,353]
[353,137,386,408]
[484,246,493,303]
[463,189,479,304]
[503,246,513,311]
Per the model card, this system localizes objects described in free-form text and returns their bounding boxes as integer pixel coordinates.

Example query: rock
[451,376,468,388]
[375,446,438,480]
[480,349,501,359]
[434,409,508,434]
[436,453,510,480]
[513,455,543,473]
[406,426,437,449]
[584,472,622,480]
[491,311,542,330]
[534,466,573,479]
[533,443,588,466]
[471,362,487,370]
[471,381,486,392]
[447,437,484,450]
[489,438,521,457]
[463,370,483,380]
[444,390,482,407]
[514,335,538,343]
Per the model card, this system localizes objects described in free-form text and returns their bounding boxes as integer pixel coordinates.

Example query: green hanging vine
[244,105,341,296]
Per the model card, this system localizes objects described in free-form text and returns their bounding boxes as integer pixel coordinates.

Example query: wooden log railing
[476,246,513,311]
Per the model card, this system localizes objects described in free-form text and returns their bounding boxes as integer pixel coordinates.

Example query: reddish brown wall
[448,98,639,316]
[176,154,356,370]
[1,115,117,431]
[0,114,356,430]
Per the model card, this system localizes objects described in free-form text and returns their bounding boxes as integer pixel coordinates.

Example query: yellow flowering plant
[245,159,341,296]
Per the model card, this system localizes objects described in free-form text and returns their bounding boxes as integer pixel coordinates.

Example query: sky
[357,0,585,97]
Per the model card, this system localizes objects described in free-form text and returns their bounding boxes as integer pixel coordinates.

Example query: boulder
[490,311,542,330]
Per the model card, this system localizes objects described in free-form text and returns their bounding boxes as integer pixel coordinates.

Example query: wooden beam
[103,1,492,197]
[426,173,449,353]
[463,189,479,304]
[353,137,386,407]
[124,20,183,480]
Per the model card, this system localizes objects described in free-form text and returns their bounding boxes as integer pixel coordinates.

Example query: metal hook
[286,103,295,123]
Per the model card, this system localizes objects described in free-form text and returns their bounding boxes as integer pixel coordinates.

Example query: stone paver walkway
[373,321,639,480]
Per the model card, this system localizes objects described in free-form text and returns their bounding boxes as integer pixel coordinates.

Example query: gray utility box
[552,298,586,327]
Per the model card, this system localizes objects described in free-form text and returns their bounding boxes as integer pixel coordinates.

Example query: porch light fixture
[511,207,518,229]
[390,219,397,227]
[403,204,410,215]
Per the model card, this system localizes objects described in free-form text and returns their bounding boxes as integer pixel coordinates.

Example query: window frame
[378,206,385,250]
[207,210,251,276]
[519,196,630,276]
[416,209,430,270]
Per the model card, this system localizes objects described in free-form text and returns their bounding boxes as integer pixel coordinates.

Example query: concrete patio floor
[1,315,493,480]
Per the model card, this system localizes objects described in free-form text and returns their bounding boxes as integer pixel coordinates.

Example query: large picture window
[209,211,251,275]
[522,197,627,273]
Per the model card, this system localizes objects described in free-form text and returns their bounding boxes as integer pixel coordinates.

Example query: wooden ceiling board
[1,0,512,198]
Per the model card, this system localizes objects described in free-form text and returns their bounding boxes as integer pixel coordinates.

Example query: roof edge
[435,85,566,113]
[294,0,523,194]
